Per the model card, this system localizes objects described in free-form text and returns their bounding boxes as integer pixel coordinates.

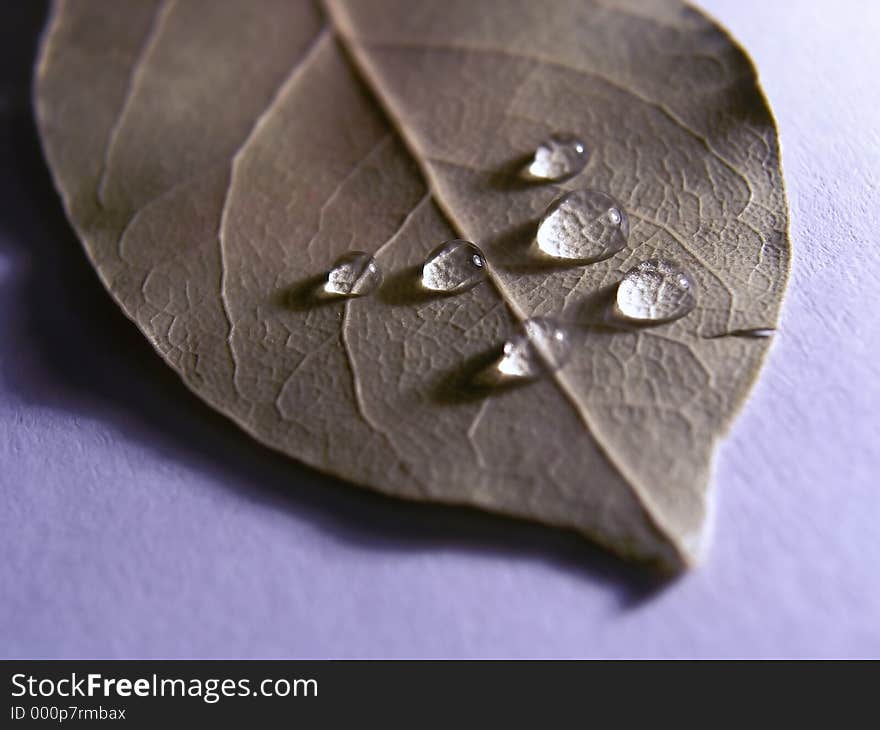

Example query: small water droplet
[421,240,488,293]
[616,259,696,322]
[706,327,776,340]
[527,134,589,181]
[324,251,382,297]
[496,318,572,379]
[734,328,775,338]
[536,189,628,263]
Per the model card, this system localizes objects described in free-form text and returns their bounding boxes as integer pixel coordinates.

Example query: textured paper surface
[1,0,878,657]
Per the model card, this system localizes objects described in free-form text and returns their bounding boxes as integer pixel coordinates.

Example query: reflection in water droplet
[421,239,487,293]
[324,251,382,297]
[616,259,696,322]
[497,318,572,379]
[536,190,628,263]
[527,134,589,181]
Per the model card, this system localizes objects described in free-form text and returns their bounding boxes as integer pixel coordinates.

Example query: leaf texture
[35,0,790,569]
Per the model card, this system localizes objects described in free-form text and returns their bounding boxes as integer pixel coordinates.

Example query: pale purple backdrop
[1,0,878,658]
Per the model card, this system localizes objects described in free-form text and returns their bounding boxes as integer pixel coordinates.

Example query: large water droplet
[616,259,696,322]
[496,318,572,379]
[324,251,382,297]
[421,239,487,293]
[536,190,628,263]
[527,134,589,181]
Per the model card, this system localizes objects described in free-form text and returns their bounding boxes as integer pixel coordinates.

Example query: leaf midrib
[321,0,687,560]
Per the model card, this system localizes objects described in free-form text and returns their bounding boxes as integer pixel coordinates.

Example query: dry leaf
[35,0,790,570]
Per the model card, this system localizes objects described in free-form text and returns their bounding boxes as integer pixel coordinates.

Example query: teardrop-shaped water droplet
[706,327,776,340]
[616,259,696,322]
[527,134,589,181]
[496,318,572,379]
[421,239,487,293]
[536,189,628,263]
[732,328,775,339]
[324,251,382,297]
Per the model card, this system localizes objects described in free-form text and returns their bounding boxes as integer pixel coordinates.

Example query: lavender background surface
[1,0,878,658]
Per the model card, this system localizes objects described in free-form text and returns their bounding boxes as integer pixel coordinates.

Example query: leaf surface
[35,0,790,569]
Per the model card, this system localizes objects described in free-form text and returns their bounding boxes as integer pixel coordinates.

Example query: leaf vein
[95,0,176,209]
[364,37,753,213]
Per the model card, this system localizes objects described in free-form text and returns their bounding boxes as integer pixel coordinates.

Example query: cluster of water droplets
[523,134,699,334]
[310,132,705,385]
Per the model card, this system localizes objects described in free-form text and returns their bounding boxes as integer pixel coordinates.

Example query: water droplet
[734,328,775,338]
[324,251,382,297]
[496,318,572,379]
[616,259,696,322]
[421,239,488,293]
[527,134,589,181]
[706,327,776,340]
[536,189,628,263]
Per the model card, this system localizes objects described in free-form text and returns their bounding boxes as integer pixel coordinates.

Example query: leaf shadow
[274,274,334,310]
[576,282,621,328]
[487,218,536,258]
[488,153,546,191]
[488,152,583,192]
[0,0,676,627]
[377,264,434,305]
[428,344,534,405]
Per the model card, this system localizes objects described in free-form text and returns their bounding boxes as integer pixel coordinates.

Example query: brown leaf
[35,0,790,570]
